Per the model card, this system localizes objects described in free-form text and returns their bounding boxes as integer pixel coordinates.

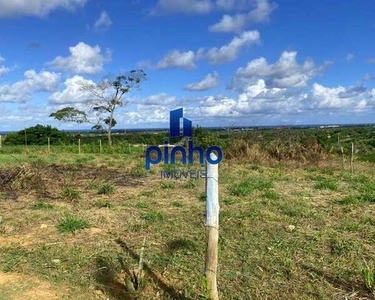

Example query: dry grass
[0,153,374,299]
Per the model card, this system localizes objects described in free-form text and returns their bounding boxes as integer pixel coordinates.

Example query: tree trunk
[107,129,112,146]
[107,104,116,146]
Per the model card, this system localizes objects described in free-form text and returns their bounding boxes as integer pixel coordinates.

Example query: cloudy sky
[0,0,375,131]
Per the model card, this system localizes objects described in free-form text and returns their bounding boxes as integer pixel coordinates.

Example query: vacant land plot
[0,151,375,299]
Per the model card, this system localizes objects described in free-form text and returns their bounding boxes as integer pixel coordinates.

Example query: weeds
[97,183,115,195]
[30,201,53,210]
[161,182,175,189]
[57,215,89,233]
[136,202,149,209]
[360,263,375,295]
[337,192,375,205]
[262,190,281,200]
[141,212,164,222]
[61,187,81,201]
[230,178,273,196]
[313,179,338,191]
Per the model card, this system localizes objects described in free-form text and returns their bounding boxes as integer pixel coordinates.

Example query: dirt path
[0,272,60,300]
[0,271,104,300]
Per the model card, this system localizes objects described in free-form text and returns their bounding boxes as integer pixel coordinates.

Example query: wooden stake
[205,153,219,300]
[0,135,2,149]
[99,140,102,153]
[48,137,51,155]
[350,142,354,174]
[340,146,344,169]
[78,139,81,154]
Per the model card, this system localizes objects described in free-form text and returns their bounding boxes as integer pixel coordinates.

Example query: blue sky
[0,0,374,131]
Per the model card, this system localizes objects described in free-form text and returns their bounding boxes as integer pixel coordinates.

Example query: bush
[4,124,68,146]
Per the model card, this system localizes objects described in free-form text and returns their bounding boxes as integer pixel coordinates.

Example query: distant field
[0,127,375,299]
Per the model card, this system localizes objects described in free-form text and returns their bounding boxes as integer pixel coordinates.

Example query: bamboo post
[0,135,2,149]
[99,140,102,153]
[47,137,51,155]
[350,142,354,173]
[205,153,219,300]
[78,139,81,154]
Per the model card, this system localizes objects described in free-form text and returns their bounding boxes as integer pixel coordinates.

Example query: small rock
[94,290,103,295]
[52,259,61,265]
[40,224,48,229]
[287,225,296,232]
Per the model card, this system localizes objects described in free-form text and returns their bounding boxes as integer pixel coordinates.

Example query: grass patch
[1,246,29,272]
[30,201,53,210]
[61,187,81,201]
[166,238,198,253]
[57,215,90,234]
[136,201,149,209]
[94,200,112,209]
[97,183,115,195]
[230,178,273,196]
[141,212,165,222]
[313,179,338,191]
[261,190,281,200]
[161,182,175,189]
[337,191,375,205]
[360,264,375,294]
[183,179,198,188]
[329,235,361,255]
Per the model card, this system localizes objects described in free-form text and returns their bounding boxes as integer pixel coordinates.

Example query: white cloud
[0,66,8,77]
[307,84,375,111]
[94,11,112,31]
[151,0,213,15]
[151,0,274,15]
[47,42,112,75]
[202,30,260,64]
[143,93,176,105]
[193,80,375,120]
[140,50,196,70]
[232,51,328,90]
[0,70,60,103]
[0,0,88,18]
[184,72,220,91]
[49,75,94,104]
[0,54,9,77]
[209,0,277,33]
[346,53,355,62]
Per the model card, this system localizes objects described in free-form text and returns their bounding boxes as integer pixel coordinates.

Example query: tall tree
[50,70,146,145]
